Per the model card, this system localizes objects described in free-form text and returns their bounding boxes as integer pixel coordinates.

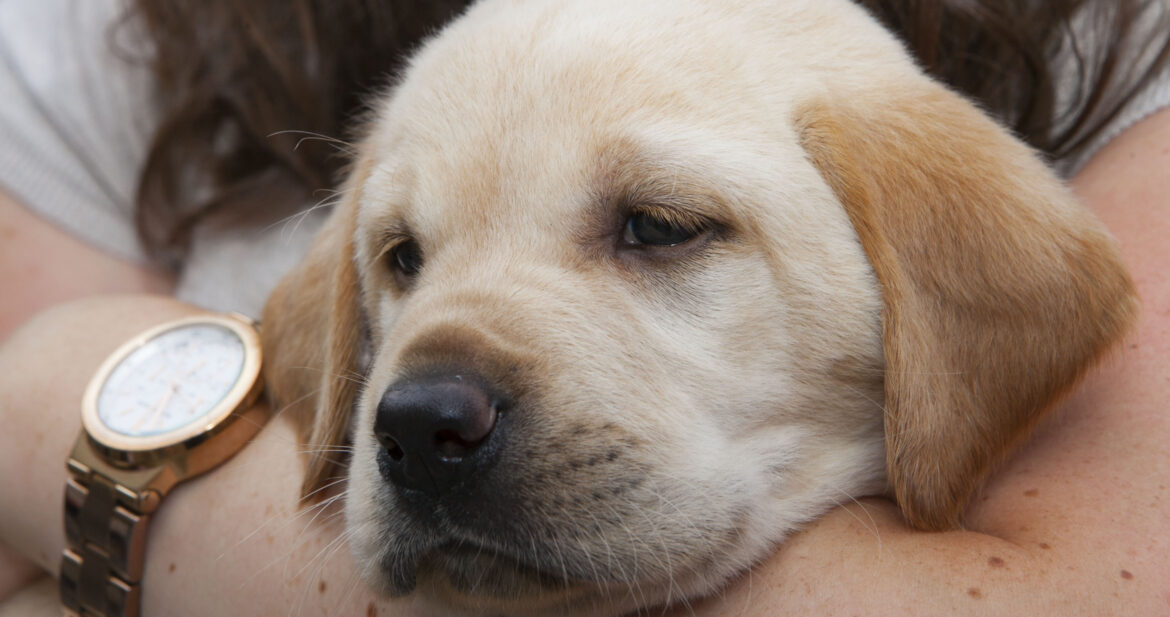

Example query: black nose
[374,374,501,494]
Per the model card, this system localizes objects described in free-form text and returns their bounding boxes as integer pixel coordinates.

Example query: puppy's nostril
[435,430,471,458]
[376,432,406,461]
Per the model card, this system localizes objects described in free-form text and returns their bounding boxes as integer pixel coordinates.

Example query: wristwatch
[60,314,267,617]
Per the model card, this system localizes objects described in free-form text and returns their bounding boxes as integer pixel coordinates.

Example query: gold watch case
[70,313,267,512]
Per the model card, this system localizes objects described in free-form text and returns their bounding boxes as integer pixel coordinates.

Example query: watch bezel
[81,314,263,457]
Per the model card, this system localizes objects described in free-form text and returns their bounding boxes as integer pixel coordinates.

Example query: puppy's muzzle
[374,374,503,495]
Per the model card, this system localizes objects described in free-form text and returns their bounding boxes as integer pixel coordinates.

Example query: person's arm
[2,106,1166,616]
[0,189,174,603]
[0,294,416,616]
[0,190,174,342]
[0,186,409,615]
[677,107,1170,616]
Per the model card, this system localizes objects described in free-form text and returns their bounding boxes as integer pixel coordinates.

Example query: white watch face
[95,323,246,438]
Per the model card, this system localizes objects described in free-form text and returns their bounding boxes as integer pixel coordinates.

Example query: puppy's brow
[375,223,412,246]
[592,150,737,225]
[368,222,414,265]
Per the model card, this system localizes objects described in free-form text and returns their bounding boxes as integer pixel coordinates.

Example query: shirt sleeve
[1054,2,1170,176]
[1067,64,1170,174]
[0,0,156,265]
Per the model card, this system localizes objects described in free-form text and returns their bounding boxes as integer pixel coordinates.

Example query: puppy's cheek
[345,432,395,591]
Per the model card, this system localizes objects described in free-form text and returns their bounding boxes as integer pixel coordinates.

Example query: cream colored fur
[261,0,1136,615]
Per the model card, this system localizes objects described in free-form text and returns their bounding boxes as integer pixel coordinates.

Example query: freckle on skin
[168,563,176,573]
[988,557,1005,568]
[1121,570,1134,580]
[367,602,377,617]
[319,580,327,593]
[967,588,983,599]
[1024,489,1038,497]
[1039,542,1051,550]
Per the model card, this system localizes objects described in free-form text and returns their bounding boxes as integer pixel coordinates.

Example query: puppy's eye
[388,239,423,282]
[622,210,704,247]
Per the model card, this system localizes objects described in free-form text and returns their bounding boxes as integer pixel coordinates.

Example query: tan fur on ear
[261,186,367,503]
[797,83,1137,530]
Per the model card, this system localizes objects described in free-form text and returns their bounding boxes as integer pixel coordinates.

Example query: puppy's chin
[378,543,633,617]
[419,541,576,595]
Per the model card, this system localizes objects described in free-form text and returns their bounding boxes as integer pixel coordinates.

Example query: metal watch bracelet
[60,457,154,617]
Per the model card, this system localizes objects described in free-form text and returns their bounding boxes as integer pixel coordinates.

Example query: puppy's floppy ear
[262,167,369,502]
[797,83,1137,530]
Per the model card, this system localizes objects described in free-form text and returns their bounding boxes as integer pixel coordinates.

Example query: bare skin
[0,191,173,605]
[0,190,174,342]
[1,108,1167,616]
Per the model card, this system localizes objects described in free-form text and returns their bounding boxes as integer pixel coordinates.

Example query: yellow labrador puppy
[262,0,1136,614]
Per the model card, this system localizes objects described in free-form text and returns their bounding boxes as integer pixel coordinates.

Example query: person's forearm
[0,189,173,604]
[0,545,41,603]
[0,296,198,571]
[676,332,1167,617]
[681,501,1109,617]
[0,295,415,616]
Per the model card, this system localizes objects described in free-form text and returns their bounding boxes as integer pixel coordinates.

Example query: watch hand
[150,382,181,431]
[185,359,207,379]
[174,386,207,416]
[134,382,179,433]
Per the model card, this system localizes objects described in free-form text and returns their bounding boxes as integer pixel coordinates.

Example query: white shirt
[0,0,327,317]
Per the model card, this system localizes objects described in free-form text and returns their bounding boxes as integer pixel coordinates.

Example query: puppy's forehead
[356,0,916,232]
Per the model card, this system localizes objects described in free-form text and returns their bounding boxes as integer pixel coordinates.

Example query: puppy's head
[263,0,1135,614]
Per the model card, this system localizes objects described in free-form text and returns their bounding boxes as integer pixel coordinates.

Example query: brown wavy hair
[127,0,1170,263]
[126,0,471,265]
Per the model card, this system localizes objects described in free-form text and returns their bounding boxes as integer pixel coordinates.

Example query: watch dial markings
[96,324,246,438]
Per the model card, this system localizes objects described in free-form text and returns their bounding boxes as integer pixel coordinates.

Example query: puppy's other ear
[262,180,367,503]
[797,83,1137,530]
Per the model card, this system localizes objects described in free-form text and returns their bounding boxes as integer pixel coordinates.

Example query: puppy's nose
[374,374,500,494]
